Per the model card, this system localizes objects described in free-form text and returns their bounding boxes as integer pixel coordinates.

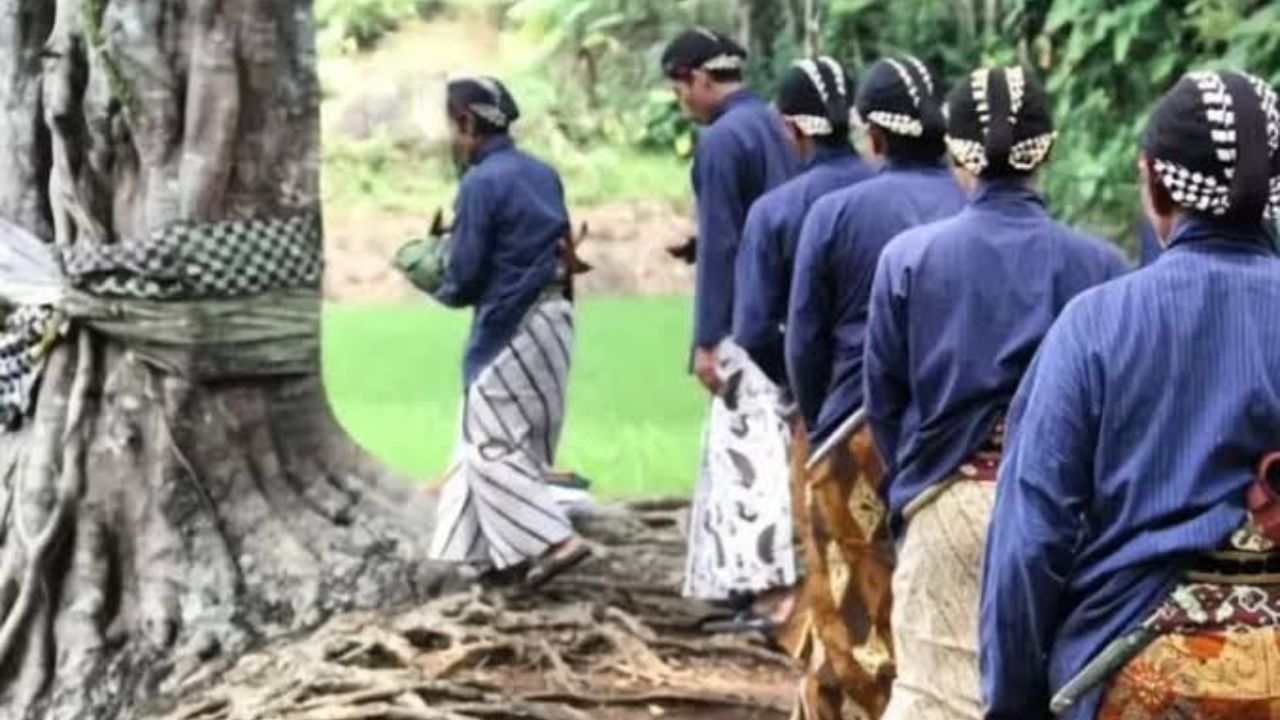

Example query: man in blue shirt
[724,56,871,637]
[864,66,1126,720]
[782,56,962,720]
[982,70,1280,720]
[428,77,589,591]
[660,29,799,610]
[788,57,966,448]
[733,57,874,388]
[1137,217,1162,266]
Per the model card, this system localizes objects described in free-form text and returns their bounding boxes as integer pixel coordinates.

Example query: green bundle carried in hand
[394,209,452,296]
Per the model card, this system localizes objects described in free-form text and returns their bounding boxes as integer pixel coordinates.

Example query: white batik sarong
[882,480,996,720]
[429,292,576,570]
[683,340,796,600]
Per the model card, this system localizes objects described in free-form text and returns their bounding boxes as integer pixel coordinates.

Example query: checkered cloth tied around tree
[782,424,895,720]
[0,306,64,428]
[61,213,322,300]
[0,212,322,428]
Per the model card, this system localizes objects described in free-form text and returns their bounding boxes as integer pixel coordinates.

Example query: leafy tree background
[319,0,1280,249]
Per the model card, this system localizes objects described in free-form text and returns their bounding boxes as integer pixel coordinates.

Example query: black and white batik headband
[864,57,932,138]
[470,77,508,127]
[946,67,1057,176]
[784,57,848,137]
[1150,71,1280,218]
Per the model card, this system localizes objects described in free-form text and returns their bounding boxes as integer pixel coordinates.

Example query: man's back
[981,219,1280,717]
[867,179,1127,527]
[787,162,965,443]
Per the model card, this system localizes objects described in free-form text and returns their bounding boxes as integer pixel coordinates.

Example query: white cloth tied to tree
[0,212,324,429]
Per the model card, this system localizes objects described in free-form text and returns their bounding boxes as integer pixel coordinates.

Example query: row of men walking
[417,25,1280,720]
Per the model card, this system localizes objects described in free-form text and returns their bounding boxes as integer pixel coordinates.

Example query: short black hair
[878,129,947,163]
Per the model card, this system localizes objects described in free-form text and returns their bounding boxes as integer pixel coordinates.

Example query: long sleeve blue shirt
[692,89,797,350]
[865,180,1127,532]
[1138,219,1162,267]
[435,136,570,386]
[732,145,874,385]
[980,217,1280,720]
[787,161,966,445]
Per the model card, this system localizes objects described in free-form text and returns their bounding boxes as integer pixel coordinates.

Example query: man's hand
[666,236,698,265]
[693,346,722,395]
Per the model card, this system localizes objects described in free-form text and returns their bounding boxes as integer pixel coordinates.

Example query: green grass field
[322,296,704,497]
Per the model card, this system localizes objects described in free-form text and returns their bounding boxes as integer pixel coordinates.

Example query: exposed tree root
[146,502,798,720]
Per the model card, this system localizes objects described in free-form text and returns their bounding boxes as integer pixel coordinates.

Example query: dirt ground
[323,201,694,302]
[149,500,798,720]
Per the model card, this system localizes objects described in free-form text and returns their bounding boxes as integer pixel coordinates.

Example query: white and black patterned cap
[777,56,853,138]
[945,65,1056,177]
[855,56,943,140]
[447,76,520,132]
[661,28,746,79]
[1144,70,1280,221]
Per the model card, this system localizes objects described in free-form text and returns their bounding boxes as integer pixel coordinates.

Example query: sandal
[699,611,778,636]
[520,537,593,592]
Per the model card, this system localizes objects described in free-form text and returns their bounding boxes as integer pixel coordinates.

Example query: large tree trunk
[0,2,453,719]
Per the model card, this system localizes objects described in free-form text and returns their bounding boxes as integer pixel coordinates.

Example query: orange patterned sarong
[1098,581,1280,720]
[783,425,895,720]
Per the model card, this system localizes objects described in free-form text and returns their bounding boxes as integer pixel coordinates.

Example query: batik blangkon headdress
[855,56,944,141]
[945,65,1056,177]
[777,56,854,138]
[1144,69,1280,221]
[447,76,520,133]
[661,28,747,80]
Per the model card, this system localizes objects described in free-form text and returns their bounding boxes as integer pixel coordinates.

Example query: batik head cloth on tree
[855,56,943,140]
[1144,70,1280,221]
[776,56,854,138]
[945,66,1056,177]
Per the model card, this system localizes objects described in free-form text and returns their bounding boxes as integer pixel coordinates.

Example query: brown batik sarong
[784,425,895,720]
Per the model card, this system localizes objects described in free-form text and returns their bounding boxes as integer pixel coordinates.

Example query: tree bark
[0,2,454,719]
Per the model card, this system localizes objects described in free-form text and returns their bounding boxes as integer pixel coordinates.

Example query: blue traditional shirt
[787,160,965,444]
[692,88,797,351]
[865,179,1127,531]
[980,217,1280,720]
[435,136,569,386]
[733,144,874,385]
[1138,219,1162,266]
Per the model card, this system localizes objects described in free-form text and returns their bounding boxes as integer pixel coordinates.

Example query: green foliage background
[469,0,1280,245]
[319,0,1280,244]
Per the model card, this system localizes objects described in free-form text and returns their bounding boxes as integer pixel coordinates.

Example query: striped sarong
[882,479,995,720]
[429,292,575,570]
[683,340,796,600]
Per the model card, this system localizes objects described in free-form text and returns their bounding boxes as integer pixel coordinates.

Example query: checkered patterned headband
[855,56,941,139]
[661,28,747,79]
[1144,70,1280,220]
[945,66,1057,176]
[448,76,520,130]
[778,56,851,137]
